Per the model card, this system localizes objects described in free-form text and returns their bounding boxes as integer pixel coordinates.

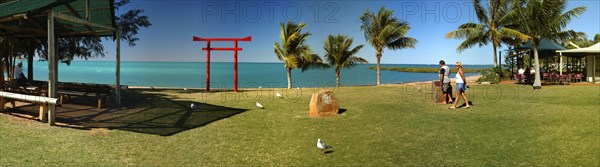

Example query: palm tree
[323,34,368,87]
[445,0,528,67]
[274,21,325,89]
[515,0,586,89]
[360,7,417,86]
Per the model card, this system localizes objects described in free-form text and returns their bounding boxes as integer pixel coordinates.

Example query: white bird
[190,103,196,109]
[296,87,300,90]
[255,101,264,109]
[258,86,262,89]
[275,92,283,98]
[417,87,421,92]
[317,139,332,154]
[183,88,188,92]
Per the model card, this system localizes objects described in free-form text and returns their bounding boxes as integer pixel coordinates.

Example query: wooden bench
[0,91,58,121]
[57,82,112,109]
[3,80,112,109]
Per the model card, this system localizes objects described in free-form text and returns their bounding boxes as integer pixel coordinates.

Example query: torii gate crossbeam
[193,36,252,92]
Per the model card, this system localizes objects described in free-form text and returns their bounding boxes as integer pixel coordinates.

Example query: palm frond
[473,0,490,24]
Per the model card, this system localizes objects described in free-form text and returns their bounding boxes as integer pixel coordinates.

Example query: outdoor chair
[559,74,570,85]
[574,73,583,82]
[551,73,559,84]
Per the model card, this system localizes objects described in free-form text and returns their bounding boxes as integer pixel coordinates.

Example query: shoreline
[127,75,482,90]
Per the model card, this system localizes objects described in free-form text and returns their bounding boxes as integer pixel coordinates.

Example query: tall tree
[274,21,325,89]
[323,34,368,87]
[446,0,527,67]
[360,7,417,86]
[35,0,152,65]
[515,0,586,89]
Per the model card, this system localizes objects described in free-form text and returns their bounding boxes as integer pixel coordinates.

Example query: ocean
[22,61,491,88]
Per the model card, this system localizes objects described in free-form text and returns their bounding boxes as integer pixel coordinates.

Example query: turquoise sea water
[23,61,490,88]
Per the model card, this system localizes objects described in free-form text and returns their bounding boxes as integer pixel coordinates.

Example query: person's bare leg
[461,92,470,108]
[451,91,460,109]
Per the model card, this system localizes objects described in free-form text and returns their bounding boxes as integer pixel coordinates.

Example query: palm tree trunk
[532,44,542,89]
[336,68,340,87]
[376,50,382,86]
[286,67,292,89]
[493,45,498,67]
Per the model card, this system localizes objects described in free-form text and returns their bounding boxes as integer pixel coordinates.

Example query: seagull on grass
[190,103,197,109]
[275,92,283,98]
[255,101,264,109]
[317,138,332,154]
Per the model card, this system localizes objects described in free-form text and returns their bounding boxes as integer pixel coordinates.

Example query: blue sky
[93,0,600,65]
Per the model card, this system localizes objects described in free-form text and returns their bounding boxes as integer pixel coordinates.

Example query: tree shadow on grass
[8,90,248,136]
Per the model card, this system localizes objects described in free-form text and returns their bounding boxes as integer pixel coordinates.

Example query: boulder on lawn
[309,90,339,117]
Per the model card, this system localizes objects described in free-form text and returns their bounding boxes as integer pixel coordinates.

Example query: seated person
[14,62,28,87]
[517,68,525,83]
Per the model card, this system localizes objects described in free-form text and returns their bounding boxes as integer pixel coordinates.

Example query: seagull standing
[190,103,196,110]
[255,101,264,109]
[275,92,283,98]
[183,88,188,92]
[317,138,332,154]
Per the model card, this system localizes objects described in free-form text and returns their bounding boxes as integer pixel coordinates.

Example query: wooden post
[559,53,563,75]
[0,97,5,111]
[234,41,238,92]
[206,41,211,92]
[116,28,121,106]
[85,0,90,21]
[47,9,57,125]
[39,104,47,121]
[28,48,34,81]
[9,38,14,80]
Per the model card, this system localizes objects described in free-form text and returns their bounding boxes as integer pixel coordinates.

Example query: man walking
[439,60,452,104]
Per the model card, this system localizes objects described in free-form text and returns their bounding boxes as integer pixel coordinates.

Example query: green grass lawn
[1,84,598,166]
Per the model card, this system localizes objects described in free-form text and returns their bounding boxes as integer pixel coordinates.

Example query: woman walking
[449,62,470,109]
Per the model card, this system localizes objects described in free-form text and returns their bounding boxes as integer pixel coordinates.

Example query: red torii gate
[193,36,252,92]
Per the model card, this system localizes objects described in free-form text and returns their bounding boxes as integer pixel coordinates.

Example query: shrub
[477,68,501,84]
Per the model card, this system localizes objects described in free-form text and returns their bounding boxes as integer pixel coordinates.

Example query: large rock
[309,90,339,117]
